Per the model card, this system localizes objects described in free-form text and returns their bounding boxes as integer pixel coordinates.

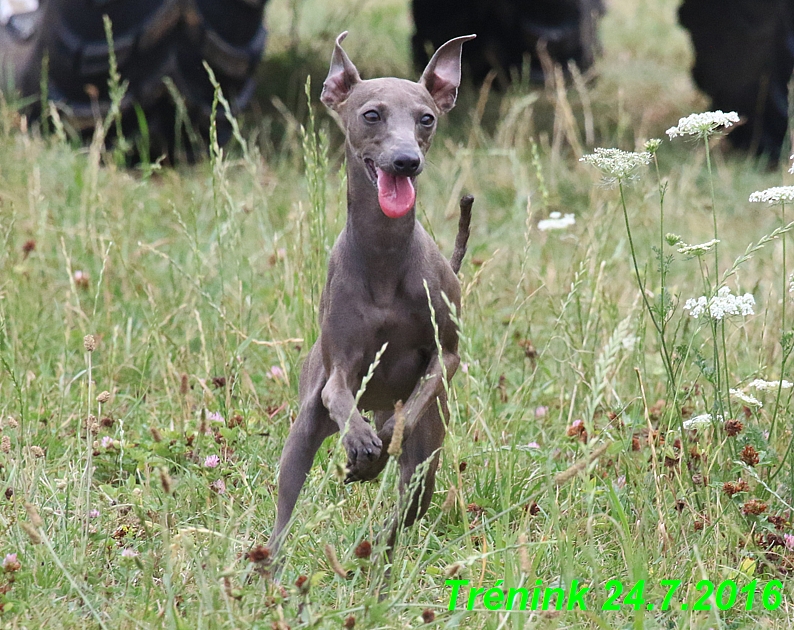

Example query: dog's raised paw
[342,427,383,483]
[344,452,389,484]
[342,425,382,478]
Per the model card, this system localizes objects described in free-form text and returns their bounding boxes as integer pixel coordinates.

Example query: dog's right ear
[321,32,361,111]
[420,34,476,114]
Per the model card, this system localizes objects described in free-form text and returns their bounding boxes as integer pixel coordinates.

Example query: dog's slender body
[270,32,475,557]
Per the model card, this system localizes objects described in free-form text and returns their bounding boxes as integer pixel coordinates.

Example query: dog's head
[321,32,475,218]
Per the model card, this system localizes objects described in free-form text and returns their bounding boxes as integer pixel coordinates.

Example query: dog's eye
[420,114,435,127]
[363,110,381,123]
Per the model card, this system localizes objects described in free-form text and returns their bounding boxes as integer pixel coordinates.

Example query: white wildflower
[709,286,755,319]
[748,379,794,391]
[683,286,755,320]
[729,389,762,407]
[683,296,708,319]
[538,211,576,231]
[666,110,739,139]
[683,413,720,430]
[579,148,651,184]
[677,239,719,256]
[748,186,794,205]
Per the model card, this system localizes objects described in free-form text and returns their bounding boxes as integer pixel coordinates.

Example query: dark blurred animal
[679,0,794,162]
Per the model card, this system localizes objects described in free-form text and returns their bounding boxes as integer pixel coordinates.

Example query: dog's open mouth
[364,158,378,186]
[364,158,416,219]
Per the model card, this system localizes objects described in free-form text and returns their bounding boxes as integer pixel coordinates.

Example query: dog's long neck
[344,144,417,266]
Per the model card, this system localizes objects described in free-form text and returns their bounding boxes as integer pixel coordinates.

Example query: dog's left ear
[321,32,361,111]
[419,34,476,114]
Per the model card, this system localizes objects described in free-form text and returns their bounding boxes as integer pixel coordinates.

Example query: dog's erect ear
[321,32,361,111]
[419,34,476,114]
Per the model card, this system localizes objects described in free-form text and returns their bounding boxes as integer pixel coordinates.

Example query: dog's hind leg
[383,396,446,558]
[270,344,337,554]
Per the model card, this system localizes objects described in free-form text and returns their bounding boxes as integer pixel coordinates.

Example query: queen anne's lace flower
[683,296,707,318]
[538,211,576,231]
[683,286,755,320]
[683,413,721,430]
[579,148,651,184]
[748,186,794,205]
[748,379,794,391]
[710,287,755,319]
[666,111,739,139]
[677,239,719,256]
[730,389,762,407]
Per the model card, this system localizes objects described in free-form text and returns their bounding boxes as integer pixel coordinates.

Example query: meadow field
[2,0,794,627]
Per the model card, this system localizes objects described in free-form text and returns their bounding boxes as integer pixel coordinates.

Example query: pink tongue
[376,168,416,218]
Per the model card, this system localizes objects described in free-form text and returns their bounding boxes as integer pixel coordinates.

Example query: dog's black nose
[392,154,421,176]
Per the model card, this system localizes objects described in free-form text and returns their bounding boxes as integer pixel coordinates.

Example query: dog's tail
[450,195,473,274]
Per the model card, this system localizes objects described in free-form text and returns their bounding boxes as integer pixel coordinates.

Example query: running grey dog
[270,31,475,558]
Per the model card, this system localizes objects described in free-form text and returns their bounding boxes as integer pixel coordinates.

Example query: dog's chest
[356,292,437,409]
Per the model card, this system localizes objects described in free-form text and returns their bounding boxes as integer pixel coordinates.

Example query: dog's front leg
[322,367,383,477]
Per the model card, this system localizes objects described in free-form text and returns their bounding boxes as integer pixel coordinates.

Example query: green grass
[1,0,794,627]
